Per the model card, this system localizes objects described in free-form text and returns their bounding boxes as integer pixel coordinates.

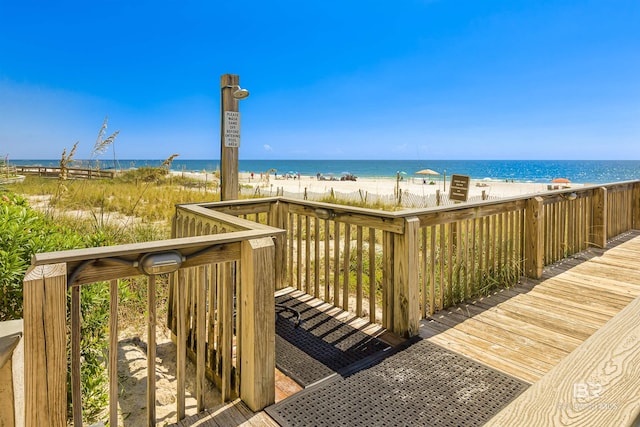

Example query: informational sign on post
[449,174,470,202]
[224,111,240,147]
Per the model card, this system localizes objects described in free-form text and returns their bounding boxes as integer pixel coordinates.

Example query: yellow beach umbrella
[415,169,440,176]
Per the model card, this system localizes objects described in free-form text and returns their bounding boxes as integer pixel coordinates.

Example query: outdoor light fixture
[221,84,250,100]
[138,251,185,275]
[314,208,334,220]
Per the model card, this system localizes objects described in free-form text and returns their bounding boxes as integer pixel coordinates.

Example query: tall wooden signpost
[220,73,243,201]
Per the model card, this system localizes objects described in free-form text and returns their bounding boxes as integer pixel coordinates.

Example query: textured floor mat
[267,338,529,426]
[275,293,390,387]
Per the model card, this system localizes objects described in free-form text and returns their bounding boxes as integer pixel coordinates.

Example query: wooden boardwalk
[173,231,640,425]
[421,230,640,384]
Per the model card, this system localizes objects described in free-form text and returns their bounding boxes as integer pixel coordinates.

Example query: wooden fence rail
[23,228,283,426]
[14,165,115,179]
[172,180,640,340]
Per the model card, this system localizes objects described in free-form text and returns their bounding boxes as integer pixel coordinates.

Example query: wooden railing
[14,165,115,179]
[22,223,284,426]
[23,179,638,425]
[172,181,640,340]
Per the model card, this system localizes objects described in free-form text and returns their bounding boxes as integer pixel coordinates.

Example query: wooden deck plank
[547,263,640,292]
[433,309,568,363]
[530,278,634,307]
[506,293,612,326]
[470,287,612,327]
[422,319,543,383]
[524,283,628,313]
[429,310,563,365]
[446,302,581,353]
[488,301,598,341]
[487,295,640,426]
[518,285,627,317]
[423,232,640,387]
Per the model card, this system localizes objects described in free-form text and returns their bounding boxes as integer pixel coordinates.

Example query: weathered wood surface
[23,263,67,427]
[422,231,640,388]
[487,294,640,426]
[168,398,280,427]
[239,238,276,411]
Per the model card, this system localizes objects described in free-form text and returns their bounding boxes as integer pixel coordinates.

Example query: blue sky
[1,0,638,160]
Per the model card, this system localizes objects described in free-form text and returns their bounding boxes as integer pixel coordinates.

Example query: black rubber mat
[275,293,390,387]
[267,338,529,426]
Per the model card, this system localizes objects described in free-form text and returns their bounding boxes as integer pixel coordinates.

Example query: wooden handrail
[174,180,640,339]
[23,225,282,426]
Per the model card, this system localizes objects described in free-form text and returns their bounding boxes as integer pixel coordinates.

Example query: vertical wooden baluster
[147,275,156,426]
[477,217,484,296]
[356,225,363,317]
[177,270,186,421]
[288,213,294,287]
[109,279,119,427]
[464,219,470,299]
[333,222,341,307]
[343,224,351,312]
[421,227,427,318]
[369,228,377,323]
[71,285,82,427]
[305,215,311,294]
[429,225,436,315]
[507,211,513,284]
[324,219,331,301]
[314,217,321,298]
[439,224,445,310]
[296,215,302,290]
[207,265,217,374]
[470,218,476,296]
[489,215,496,276]
[497,213,503,272]
[220,263,234,402]
[447,223,454,305]
[196,266,206,413]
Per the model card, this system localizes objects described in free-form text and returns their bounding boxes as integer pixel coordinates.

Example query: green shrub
[0,192,86,319]
[0,190,109,424]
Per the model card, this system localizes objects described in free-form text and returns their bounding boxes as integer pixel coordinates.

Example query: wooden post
[220,73,243,201]
[392,217,420,338]
[632,182,640,230]
[269,201,288,290]
[525,197,544,279]
[23,263,67,427]
[239,237,275,411]
[592,187,608,248]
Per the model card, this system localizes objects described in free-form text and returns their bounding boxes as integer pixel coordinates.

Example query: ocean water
[10,159,640,184]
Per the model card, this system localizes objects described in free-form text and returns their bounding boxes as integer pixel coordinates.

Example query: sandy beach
[176,171,580,202]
